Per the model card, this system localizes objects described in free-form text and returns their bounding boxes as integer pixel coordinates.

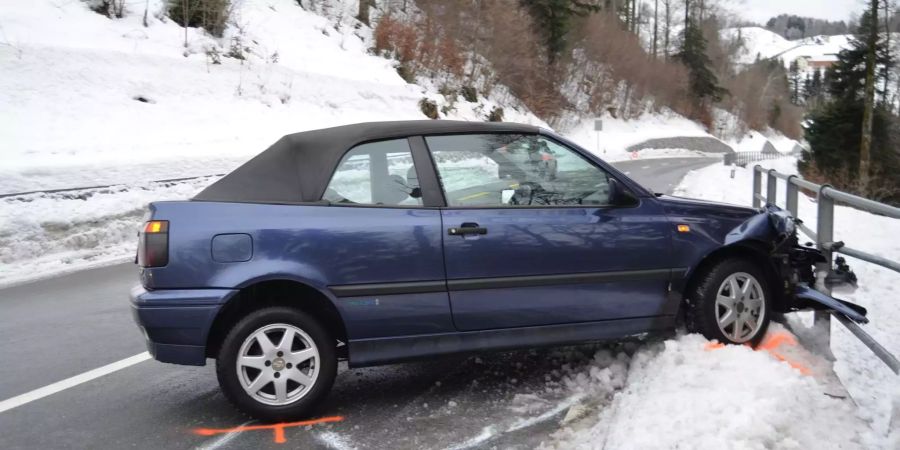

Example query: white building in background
[794,53,839,71]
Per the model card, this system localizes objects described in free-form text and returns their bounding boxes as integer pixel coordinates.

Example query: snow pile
[726,130,785,154]
[564,111,713,161]
[673,158,900,448]
[546,329,868,449]
[0,0,544,286]
[0,177,219,285]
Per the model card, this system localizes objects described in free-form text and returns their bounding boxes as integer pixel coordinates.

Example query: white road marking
[198,420,255,450]
[0,352,150,414]
[640,165,650,169]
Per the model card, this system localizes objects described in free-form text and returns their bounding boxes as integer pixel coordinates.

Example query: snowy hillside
[726,26,855,68]
[725,26,796,65]
[0,0,542,194]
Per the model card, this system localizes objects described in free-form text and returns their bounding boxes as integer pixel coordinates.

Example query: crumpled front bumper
[130,286,237,366]
[793,284,868,323]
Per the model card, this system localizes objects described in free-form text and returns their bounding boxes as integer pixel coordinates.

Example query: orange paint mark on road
[194,416,344,444]
[703,331,812,376]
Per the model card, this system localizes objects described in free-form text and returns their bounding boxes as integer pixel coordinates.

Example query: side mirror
[608,178,639,207]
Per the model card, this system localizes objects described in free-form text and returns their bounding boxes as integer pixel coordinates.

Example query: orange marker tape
[704,342,725,351]
[703,332,811,376]
[193,415,344,444]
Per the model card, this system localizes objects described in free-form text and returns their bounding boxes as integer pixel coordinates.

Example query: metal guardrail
[752,165,900,375]
[724,151,782,166]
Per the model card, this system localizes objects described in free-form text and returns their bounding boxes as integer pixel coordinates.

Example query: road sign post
[594,118,603,154]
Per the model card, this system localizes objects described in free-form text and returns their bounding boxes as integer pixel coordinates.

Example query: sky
[736,0,864,24]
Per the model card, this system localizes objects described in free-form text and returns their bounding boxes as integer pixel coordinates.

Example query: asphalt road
[611,156,719,194]
[0,157,717,450]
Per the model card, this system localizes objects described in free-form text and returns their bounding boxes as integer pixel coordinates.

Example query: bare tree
[883,0,892,109]
[653,0,659,58]
[663,0,672,59]
[860,0,879,193]
[358,0,371,26]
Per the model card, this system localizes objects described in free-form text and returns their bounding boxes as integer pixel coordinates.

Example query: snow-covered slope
[725,26,796,65]
[725,26,855,69]
[0,0,542,194]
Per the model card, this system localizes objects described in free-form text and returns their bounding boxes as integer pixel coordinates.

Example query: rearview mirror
[608,178,639,207]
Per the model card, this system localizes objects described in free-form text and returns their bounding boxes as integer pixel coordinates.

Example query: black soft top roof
[193,120,540,204]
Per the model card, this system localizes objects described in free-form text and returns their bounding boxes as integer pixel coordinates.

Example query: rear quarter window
[323,139,423,207]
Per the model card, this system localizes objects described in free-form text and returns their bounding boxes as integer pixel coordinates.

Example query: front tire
[686,258,771,346]
[216,307,337,421]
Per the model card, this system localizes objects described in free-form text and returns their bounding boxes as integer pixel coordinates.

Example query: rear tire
[216,306,337,421]
[686,258,771,346]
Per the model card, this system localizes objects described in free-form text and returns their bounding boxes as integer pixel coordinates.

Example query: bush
[419,98,439,119]
[396,65,415,83]
[487,106,504,122]
[86,0,125,18]
[168,0,231,38]
[460,85,477,102]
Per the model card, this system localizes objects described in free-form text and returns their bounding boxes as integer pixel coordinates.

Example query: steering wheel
[509,182,543,206]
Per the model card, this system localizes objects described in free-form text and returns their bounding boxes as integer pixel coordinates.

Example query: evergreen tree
[803,72,812,102]
[826,8,892,102]
[675,18,726,106]
[803,4,899,201]
[788,59,802,104]
[520,0,601,64]
[811,69,823,100]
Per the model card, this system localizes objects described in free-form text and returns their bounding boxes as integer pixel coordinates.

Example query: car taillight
[138,220,169,268]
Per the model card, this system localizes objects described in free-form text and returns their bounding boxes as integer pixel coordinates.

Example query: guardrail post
[766,169,777,205]
[815,185,835,348]
[786,175,799,217]
[752,166,762,208]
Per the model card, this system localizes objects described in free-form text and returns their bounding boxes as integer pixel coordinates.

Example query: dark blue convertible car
[130,120,865,420]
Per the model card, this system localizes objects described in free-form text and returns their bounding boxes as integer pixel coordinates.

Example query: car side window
[323,139,423,206]
[425,134,615,207]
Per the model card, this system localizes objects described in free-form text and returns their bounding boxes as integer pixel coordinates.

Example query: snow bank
[673,158,900,448]
[546,329,867,449]
[0,177,219,286]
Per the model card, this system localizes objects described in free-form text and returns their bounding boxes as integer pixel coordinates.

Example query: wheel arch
[205,278,349,359]
[680,240,786,313]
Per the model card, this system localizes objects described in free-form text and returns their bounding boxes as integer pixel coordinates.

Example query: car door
[424,133,675,331]
[319,138,453,340]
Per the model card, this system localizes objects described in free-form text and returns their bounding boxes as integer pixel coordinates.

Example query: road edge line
[0,352,151,414]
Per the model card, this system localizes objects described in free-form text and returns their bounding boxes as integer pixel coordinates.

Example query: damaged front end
[743,205,868,324]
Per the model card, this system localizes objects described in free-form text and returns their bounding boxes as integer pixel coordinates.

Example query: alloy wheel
[714,272,766,343]
[235,323,320,406]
